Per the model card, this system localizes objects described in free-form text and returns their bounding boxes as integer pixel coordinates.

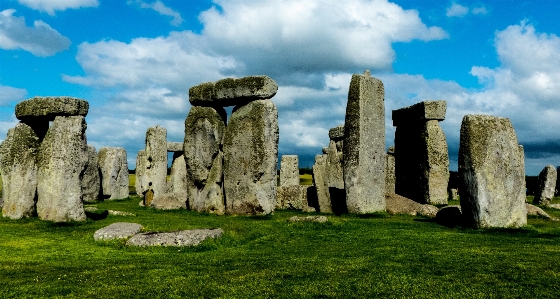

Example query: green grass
[2,196,560,298]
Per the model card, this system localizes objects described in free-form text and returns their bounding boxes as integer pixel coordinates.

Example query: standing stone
[326,141,344,190]
[1,123,39,219]
[143,126,167,199]
[276,185,313,210]
[312,154,332,213]
[343,71,386,213]
[135,150,147,196]
[533,165,557,205]
[280,155,299,186]
[184,106,226,213]
[81,145,101,202]
[392,101,449,204]
[37,116,88,222]
[224,99,278,215]
[459,114,527,228]
[385,146,396,194]
[168,152,188,197]
[98,147,129,200]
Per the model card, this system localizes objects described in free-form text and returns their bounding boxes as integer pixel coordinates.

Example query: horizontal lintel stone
[189,75,278,107]
[16,96,89,121]
[392,100,446,127]
[167,142,183,152]
[328,125,344,141]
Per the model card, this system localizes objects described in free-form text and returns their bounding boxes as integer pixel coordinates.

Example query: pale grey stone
[343,71,386,213]
[189,76,278,107]
[143,126,167,199]
[326,140,344,189]
[287,216,328,223]
[98,147,129,200]
[280,155,299,187]
[459,114,527,228]
[312,154,332,213]
[81,145,101,203]
[533,165,557,205]
[276,185,312,210]
[151,193,186,210]
[107,210,136,216]
[1,123,39,219]
[525,203,552,219]
[302,206,316,213]
[37,116,88,222]
[328,125,344,141]
[385,146,396,194]
[94,222,144,241]
[391,100,446,127]
[126,228,223,247]
[167,142,183,152]
[224,99,278,215]
[184,106,226,212]
[321,147,328,154]
[15,96,89,121]
[448,188,459,201]
[385,193,438,218]
[135,150,147,196]
[167,152,188,200]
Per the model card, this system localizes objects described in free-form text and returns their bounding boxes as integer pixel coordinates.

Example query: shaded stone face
[167,152,188,198]
[533,164,557,205]
[189,76,278,107]
[143,126,167,199]
[184,106,226,212]
[81,145,101,203]
[459,114,526,228]
[223,99,278,215]
[326,140,344,190]
[135,150,147,196]
[343,71,386,213]
[36,116,88,222]
[280,155,299,187]
[312,154,332,213]
[328,125,344,141]
[392,100,446,127]
[15,96,89,121]
[385,146,395,194]
[1,123,39,219]
[98,147,129,200]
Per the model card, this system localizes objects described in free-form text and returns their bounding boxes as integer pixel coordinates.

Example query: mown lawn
[2,195,560,298]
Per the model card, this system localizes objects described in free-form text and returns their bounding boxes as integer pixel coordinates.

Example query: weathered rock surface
[224,99,278,215]
[126,228,223,247]
[312,154,332,213]
[448,188,459,201]
[167,142,183,152]
[81,145,100,202]
[328,125,344,141]
[1,123,39,219]
[385,193,438,218]
[385,146,396,194]
[459,114,527,228]
[167,152,188,201]
[343,71,386,213]
[287,216,328,223]
[15,96,89,121]
[37,116,88,222]
[280,155,299,186]
[276,185,313,210]
[143,126,167,199]
[98,147,129,200]
[184,106,226,213]
[135,150,146,196]
[435,205,462,227]
[392,100,446,126]
[326,140,344,190]
[94,222,144,241]
[151,193,187,210]
[525,203,552,219]
[189,76,278,106]
[533,165,557,205]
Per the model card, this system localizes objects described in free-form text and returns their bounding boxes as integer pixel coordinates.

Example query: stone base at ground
[287,216,328,223]
[276,185,314,210]
[385,193,439,218]
[150,193,187,210]
[126,228,223,247]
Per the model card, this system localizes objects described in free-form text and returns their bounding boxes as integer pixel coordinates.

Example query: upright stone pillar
[392,100,449,204]
[343,70,386,213]
[533,164,557,205]
[385,146,396,194]
[1,123,39,219]
[81,145,101,202]
[37,116,88,222]
[143,126,167,199]
[98,147,129,200]
[135,150,147,196]
[183,106,226,214]
[312,154,332,213]
[280,155,299,186]
[459,114,526,228]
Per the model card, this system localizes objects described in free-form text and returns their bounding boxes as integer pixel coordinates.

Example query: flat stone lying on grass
[385,193,439,218]
[108,210,136,217]
[94,222,144,241]
[126,228,224,247]
[287,216,328,223]
[302,206,316,213]
[15,96,89,121]
[525,203,554,220]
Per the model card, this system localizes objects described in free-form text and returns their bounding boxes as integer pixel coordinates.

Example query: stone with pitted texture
[312,154,332,213]
[126,228,223,247]
[81,145,101,202]
[167,142,183,152]
[385,146,396,194]
[385,193,438,218]
[15,96,89,121]
[98,147,129,200]
[280,155,299,187]
[287,216,328,223]
[343,71,386,214]
[391,100,446,127]
[459,114,526,228]
[135,150,146,196]
[328,125,344,141]
[94,222,144,241]
[167,152,188,200]
[224,99,278,215]
[37,116,87,222]
[151,193,186,210]
[276,185,313,210]
[1,123,39,219]
[533,165,557,205]
[189,76,278,107]
[143,126,167,199]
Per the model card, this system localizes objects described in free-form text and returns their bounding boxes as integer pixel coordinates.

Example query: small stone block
[392,100,446,126]
[328,125,344,141]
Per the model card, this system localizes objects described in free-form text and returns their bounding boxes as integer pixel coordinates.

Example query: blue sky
[1,0,560,175]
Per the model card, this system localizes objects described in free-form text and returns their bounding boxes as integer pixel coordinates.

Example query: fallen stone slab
[525,203,552,219]
[94,222,144,241]
[126,228,224,247]
[435,205,462,228]
[16,96,89,121]
[189,76,278,107]
[108,210,136,217]
[385,193,438,218]
[287,216,328,223]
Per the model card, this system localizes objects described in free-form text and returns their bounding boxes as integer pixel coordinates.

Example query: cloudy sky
[1,0,560,175]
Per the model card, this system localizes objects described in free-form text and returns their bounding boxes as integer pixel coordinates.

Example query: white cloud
[446,3,469,17]
[130,0,183,26]
[0,9,70,56]
[17,0,99,15]
[471,7,488,15]
[0,85,27,105]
